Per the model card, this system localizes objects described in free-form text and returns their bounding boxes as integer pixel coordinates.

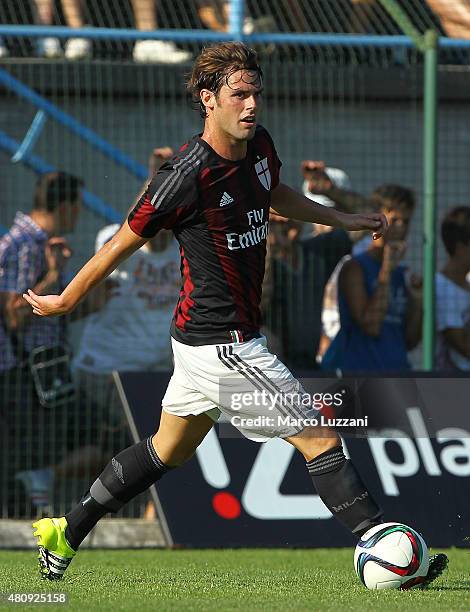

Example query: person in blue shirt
[322,184,422,372]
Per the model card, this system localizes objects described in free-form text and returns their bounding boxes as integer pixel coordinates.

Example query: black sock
[307,445,383,537]
[65,437,172,550]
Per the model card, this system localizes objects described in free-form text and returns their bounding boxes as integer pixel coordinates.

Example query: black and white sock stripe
[306,447,346,475]
[146,437,172,473]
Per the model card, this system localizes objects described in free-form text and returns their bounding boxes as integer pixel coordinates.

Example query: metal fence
[1,1,470,520]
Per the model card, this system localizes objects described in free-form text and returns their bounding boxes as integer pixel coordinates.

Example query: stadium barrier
[117,370,469,548]
[1,6,469,541]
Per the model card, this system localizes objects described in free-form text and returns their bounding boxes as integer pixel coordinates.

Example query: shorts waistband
[171,325,262,346]
[225,330,262,344]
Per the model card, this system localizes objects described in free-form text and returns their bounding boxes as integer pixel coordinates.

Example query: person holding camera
[0,172,84,514]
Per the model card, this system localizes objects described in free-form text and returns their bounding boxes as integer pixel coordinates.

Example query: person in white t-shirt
[73,223,179,375]
[436,206,470,371]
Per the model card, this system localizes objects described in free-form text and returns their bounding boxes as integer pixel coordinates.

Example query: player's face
[213,69,263,141]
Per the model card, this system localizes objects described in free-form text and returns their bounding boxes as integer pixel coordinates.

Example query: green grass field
[0,549,468,611]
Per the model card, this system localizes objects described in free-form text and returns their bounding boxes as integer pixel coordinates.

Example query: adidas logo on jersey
[219,192,234,207]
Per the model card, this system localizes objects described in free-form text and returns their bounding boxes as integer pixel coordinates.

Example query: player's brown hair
[370,184,416,212]
[441,206,470,256]
[34,172,84,212]
[187,41,262,118]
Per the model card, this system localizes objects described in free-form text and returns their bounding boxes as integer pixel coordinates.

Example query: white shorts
[162,336,316,442]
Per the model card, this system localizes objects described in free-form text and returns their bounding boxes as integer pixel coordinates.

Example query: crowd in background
[0,1,469,63]
[1,141,470,517]
[263,160,470,374]
[0,149,178,519]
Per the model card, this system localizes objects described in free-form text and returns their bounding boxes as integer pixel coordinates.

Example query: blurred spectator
[426,0,470,39]
[312,167,380,361]
[197,1,276,37]
[197,1,231,32]
[32,0,191,63]
[301,159,370,360]
[0,172,83,376]
[303,163,352,205]
[263,159,368,369]
[0,172,83,514]
[264,159,377,369]
[263,210,352,370]
[14,148,180,513]
[436,206,470,370]
[322,184,421,372]
[301,160,371,226]
[318,233,372,362]
[33,0,91,59]
[131,0,192,64]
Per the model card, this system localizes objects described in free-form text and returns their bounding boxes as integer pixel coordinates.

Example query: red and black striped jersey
[128,125,281,346]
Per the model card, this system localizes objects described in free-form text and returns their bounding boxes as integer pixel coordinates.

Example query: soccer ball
[354,522,429,590]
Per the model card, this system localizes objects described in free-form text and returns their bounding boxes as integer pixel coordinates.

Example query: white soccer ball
[354,522,429,590]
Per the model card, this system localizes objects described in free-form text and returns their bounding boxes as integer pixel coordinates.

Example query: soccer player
[23,42,447,585]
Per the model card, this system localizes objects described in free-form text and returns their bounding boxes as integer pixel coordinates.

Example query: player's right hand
[22,290,68,317]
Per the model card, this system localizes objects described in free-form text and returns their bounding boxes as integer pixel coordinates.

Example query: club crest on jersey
[255,158,271,191]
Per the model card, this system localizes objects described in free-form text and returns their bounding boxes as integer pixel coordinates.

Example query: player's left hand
[21,290,68,317]
[343,212,388,240]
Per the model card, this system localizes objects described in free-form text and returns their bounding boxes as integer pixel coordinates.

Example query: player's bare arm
[301,160,371,213]
[22,222,146,317]
[270,182,387,239]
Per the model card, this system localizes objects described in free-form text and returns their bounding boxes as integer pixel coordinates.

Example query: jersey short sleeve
[128,142,203,238]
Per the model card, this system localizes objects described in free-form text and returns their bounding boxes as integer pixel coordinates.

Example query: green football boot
[32,517,76,580]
